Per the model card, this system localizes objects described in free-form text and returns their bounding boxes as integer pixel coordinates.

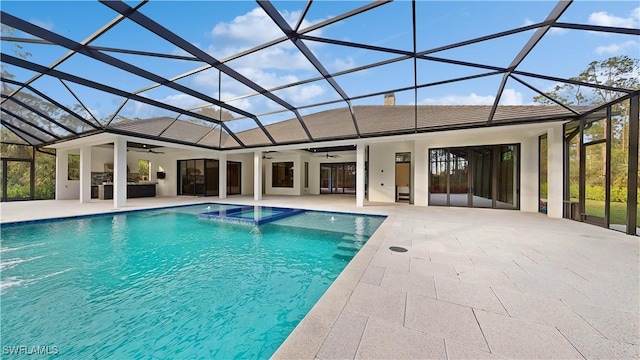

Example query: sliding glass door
[227,161,241,195]
[429,144,519,209]
[205,159,219,196]
[178,159,241,196]
[178,159,205,196]
[320,162,356,195]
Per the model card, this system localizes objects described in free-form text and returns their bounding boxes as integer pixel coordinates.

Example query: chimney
[384,92,395,106]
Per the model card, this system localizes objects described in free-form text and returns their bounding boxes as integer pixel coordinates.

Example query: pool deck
[2,196,639,359]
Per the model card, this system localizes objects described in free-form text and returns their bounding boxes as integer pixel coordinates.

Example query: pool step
[332,249,356,261]
[341,235,366,243]
[337,242,361,252]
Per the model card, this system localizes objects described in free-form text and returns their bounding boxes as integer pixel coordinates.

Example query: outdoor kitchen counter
[98,182,158,200]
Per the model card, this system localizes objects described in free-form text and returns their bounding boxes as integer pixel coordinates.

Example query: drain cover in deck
[389,246,408,253]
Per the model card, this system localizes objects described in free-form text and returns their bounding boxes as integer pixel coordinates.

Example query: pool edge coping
[270,212,395,359]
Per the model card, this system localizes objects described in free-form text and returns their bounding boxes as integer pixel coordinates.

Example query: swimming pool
[0,204,385,358]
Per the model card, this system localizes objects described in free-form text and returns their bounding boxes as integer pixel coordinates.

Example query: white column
[519,136,539,212]
[414,141,429,206]
[547,124,564,218]
[254,151,262,201]
[55,149,69,200]
[219,153,227,199]
[356,144,366,207]
[113,137,127,208]
[79,145,92,203]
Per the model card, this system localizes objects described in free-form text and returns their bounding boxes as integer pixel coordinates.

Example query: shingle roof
[107,105,586,149]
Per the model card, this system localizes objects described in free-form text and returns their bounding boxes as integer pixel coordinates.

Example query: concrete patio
[1,196,639,359]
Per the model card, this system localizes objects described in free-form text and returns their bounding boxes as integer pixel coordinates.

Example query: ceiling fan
[262,151,276,159]
[125,142,165,154]
[315,152,340,159]
[128,147,165,154]
[146,149,165,154]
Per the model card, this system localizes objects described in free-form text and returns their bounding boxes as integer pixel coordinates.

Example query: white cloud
[152,6,352,118]
[222,93,254,113]
[211,7,321,48]
[227,45,314,72]
[180,7,346,114]
[588,7,640,28]
[595,40,639,55]
[420,89,525,106]
[30,19,54,31]
[283,83,325,104]
[332,56,355,72]
[211,8,284,46]
[420,92,494,105]
[159,93,203,109]
[499,89,524,105]
[127,93,204,119]
[523,17,566,35]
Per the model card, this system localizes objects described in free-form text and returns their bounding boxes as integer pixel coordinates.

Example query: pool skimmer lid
[389,246,408,253]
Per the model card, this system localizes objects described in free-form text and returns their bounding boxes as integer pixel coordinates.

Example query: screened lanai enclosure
[1,0,638,234]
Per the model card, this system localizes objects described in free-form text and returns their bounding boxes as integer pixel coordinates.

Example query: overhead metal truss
[1,0,639,150]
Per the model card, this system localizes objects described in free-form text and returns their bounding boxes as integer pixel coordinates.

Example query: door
[471,147,492,208]
[582,142,607,226]
[320,164,331,194]
[496,145,519,209]
[395,152,411,202]
[320,163,356,194]
[429,149,448,205]
[205,159,219,196]
[449,148,470,207]
[342,163,356,194]
[429,145,519,209]
[227,161,241,195]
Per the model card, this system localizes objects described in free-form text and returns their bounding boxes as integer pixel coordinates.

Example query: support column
[219,153,227,199]
[113,137,127,208]
[626,95,638,235]
[519,136,539,212]
[414,141,429,206]
[356,144,365,207]
[55,149,69,200]
[547,123,564,218]
[254,151,262,201]
[79,145,92,203]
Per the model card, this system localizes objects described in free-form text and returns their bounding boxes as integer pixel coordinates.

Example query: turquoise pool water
[0,204,385,359]
[235,209,280,218]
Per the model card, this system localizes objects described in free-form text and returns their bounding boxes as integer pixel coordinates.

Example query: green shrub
[6,185,30,199]
[569,184,629,202]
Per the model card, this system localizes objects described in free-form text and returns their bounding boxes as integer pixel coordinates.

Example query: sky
[1,0,639,133]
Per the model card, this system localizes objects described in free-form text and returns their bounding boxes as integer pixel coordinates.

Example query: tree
[533,55,639,107]
[534,55,640,212]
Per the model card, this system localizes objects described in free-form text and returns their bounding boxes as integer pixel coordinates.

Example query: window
[68,154,79,180]
[272,162,293,188]
[395,152,411,162]
[138,159,150,181]
[304,162,309,188]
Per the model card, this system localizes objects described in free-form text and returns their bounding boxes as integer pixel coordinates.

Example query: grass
[581,199,639,225]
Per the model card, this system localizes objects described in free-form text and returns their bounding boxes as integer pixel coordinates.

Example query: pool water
[0,204,385,359]
[235,209,280,218]
[199,205,305,225]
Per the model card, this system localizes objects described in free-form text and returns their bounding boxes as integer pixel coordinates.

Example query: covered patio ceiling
[1,0,638,150]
